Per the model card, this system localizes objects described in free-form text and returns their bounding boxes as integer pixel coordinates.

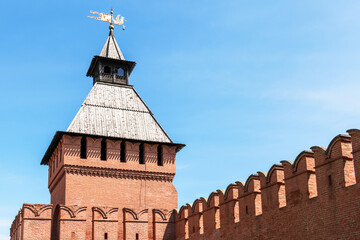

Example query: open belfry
[9,9,360,240]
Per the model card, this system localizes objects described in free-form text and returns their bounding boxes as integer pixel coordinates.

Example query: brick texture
[10,131,360,240]
[175,133,360,240]
[11,134,179,240]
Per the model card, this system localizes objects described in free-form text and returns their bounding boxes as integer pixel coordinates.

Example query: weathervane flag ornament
[88,9,126,30]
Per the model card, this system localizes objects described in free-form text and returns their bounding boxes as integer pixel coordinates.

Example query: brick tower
[43,26,184,210]
[10,26,184,240]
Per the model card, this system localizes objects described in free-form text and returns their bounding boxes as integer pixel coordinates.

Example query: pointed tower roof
[99,30,125,60]
[70,26,172,142]
[66,82,172,143]
[40,13,185,165]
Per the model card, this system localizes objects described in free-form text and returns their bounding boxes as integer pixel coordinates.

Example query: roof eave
[86,57,97,77]
[41,131,64,165]
[41,131,185,165]
[86,56,136,77]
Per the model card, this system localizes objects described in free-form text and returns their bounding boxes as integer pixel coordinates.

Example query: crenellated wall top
[177,129,359,220]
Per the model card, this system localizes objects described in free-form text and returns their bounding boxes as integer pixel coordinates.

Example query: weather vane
[88,8,126,30]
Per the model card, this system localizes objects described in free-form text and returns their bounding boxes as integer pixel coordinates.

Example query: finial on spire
[109,8,115,31]
[88,8,126,31]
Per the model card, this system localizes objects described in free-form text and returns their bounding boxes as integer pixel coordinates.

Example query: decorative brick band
[63,164,174,182]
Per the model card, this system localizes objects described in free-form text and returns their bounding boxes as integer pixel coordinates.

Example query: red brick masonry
[10,129,360,239]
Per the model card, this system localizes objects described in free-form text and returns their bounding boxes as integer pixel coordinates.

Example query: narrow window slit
[101,139,107,161]
[80,137,87,159]
[139,143,144,164]
[157,145,163,166]
[328,175,332,186]
[121,141,126,162]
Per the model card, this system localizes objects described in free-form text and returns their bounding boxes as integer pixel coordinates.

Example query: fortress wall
[10,210,22,240]
[92,207,119,240]
[22,204,52,240]
[56,205,87,240]
[176,130,360,240]
[9,204,53,240]
[348,129,360,183]
[153,209,176,240]
[11,130,360,239]
[123,208,148,240]
[11,206,176,240]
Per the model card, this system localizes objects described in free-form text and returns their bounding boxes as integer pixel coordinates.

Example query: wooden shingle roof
[67,82,172,143]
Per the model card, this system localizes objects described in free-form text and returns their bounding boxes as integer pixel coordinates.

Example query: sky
[1,0,360,239]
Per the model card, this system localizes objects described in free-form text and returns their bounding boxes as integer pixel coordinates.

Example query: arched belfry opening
[104,66,111,74]
[117,67,124,76]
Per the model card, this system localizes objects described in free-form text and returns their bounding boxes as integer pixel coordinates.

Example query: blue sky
[1,0,360,239]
